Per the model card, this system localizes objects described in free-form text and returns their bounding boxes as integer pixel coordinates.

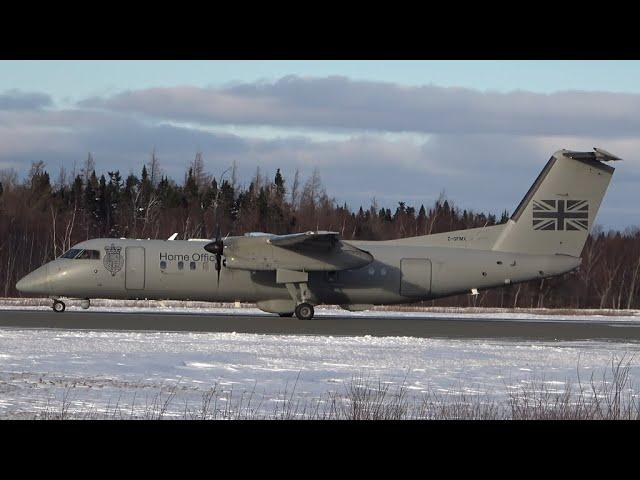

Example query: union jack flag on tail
[532,199,589,231]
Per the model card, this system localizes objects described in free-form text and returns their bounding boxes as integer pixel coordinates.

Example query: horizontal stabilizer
[564,147,622,162]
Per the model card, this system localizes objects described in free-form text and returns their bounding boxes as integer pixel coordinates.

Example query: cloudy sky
[1,60,639,230]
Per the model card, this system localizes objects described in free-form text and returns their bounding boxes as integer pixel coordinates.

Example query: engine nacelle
[223,235,373,272]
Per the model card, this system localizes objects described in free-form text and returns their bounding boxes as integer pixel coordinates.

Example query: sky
[1,60,640,230]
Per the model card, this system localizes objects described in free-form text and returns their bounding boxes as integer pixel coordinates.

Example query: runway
[1,309,640,341]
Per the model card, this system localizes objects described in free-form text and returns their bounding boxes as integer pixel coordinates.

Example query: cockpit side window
[60,249,100,260]
[76,249,100,260]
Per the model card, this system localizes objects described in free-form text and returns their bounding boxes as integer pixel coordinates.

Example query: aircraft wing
[268,231,340,249]
[223,230,373,271]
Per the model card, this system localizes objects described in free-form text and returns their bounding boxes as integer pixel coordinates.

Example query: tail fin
[492,148,619,257]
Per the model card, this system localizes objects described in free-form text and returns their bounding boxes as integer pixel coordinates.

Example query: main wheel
[294,303,314,320]
[52,300,66,313]
[279,312,294,318]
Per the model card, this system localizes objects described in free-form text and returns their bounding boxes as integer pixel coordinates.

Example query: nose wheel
[52,300,66,313]
[294,303,314,320]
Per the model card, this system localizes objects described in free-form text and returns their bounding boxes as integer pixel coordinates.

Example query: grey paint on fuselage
[19,237,579,306]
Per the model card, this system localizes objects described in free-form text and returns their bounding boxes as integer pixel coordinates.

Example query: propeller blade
[205,223,224,287]
[204,241,222,255]
[204,223,224,255]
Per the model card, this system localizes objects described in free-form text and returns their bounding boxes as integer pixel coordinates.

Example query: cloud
[0,90,52,110]
[1,78,640,229]
[0,102,618,225]
[81,76,640,137]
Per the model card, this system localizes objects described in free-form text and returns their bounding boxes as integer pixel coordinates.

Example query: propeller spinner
[204,224,224,285]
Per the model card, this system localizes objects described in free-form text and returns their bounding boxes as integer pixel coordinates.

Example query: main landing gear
[294,302,315,321]
[283,282,316,320]
[276,303,314,320]
[52,300,66,312]
[276,270,317,320]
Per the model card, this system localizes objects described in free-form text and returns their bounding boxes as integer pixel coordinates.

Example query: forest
[1,152,638,309]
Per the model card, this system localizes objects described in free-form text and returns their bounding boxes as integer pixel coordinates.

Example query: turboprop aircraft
[16,148,620,320]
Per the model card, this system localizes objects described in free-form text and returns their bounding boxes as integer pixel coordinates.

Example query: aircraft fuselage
[17,237,580,312]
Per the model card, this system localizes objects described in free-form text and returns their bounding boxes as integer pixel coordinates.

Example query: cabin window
[190,261,196,271]
[160,261,167,270]
[76,249,100,260]
[178,261,184,270]
[60,249,82,259]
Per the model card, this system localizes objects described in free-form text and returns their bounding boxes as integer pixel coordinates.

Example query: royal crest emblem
[103,244,124,276]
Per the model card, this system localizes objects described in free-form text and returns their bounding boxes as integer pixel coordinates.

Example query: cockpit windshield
[59,249,100,260]
[76,249,100,260]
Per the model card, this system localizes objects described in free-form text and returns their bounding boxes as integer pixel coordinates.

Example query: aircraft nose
[16,265,50,294]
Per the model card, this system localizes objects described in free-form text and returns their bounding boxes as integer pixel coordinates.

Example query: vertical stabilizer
[492,148,619,257]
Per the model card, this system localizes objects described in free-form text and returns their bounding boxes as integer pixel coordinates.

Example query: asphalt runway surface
[1,309,640,341]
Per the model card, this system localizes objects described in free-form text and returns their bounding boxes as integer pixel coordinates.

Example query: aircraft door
[125,246,145,289]
[400,258,431,297]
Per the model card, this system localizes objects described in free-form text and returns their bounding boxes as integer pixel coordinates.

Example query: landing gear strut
[52,300,66,313]
[294,303,314,321]
[277,271,316,320]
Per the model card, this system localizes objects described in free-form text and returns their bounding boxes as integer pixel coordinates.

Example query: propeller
[204,223,224,286]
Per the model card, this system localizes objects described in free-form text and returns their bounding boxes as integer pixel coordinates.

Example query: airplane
[16,148,620,320]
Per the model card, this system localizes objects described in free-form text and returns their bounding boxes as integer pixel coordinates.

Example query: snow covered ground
[1,326,639,419]
[2,298,640,419]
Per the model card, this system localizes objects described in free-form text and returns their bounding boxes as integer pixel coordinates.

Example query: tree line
[1,152,638,309]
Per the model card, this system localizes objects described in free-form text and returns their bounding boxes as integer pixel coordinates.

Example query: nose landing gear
[52,300,66,313]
